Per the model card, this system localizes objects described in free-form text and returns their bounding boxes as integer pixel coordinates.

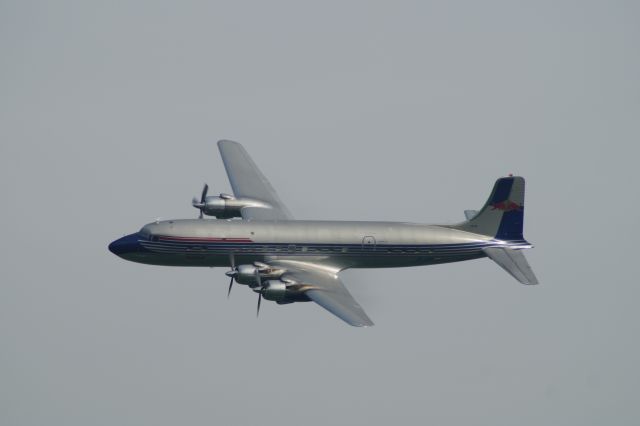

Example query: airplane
[109,140,538,326]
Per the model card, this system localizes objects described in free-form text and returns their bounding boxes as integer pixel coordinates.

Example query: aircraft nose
[108,233,141,257]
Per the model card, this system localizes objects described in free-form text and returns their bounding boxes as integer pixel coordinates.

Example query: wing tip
[217,139,240,147]
[348,316,375,327]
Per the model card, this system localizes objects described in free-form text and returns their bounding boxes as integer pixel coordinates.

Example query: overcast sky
[2,1,639,425]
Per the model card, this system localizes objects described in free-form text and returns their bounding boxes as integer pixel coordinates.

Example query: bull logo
[491,200,523,212]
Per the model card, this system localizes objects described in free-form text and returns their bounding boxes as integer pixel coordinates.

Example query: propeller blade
[192,196,204,218]
[197,183,209,219]
[227,276,234,298]
[226,252,236,298]
[256,292,262,317]
[200,183,209,204]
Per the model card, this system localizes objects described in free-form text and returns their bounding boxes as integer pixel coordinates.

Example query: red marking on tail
[491,200,522,212]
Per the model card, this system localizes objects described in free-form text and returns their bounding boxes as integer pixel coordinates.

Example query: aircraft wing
[275,263,374,327]
[218,140,293,221]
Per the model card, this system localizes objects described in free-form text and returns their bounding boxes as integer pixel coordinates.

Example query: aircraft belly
[333,252,486,269]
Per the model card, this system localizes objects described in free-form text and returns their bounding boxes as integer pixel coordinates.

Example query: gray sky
[2,1,639,425]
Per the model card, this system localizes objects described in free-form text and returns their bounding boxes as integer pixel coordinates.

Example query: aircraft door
[362,236,376,250]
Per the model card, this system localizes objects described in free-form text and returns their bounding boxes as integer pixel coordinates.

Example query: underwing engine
[253,279,312,316]
[192,183,272,219]
[261,280,287,302]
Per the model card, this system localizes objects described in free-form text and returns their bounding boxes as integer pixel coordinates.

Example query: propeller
[255,267,262,317]
[192,183,209,218]
[257,291,262,317]
[225,252,236,298]
[225,261,270,302]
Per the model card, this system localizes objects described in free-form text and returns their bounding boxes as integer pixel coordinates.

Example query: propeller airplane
[109,140,538,326]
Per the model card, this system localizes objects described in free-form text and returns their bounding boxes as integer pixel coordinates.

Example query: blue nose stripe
[109,233,142,256]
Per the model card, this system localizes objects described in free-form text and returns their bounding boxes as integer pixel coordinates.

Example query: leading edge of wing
[275,263,374,327]
[217,140,293,221]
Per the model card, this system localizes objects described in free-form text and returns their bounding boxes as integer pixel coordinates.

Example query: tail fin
[455,176,526,241]
[455,176,538,284]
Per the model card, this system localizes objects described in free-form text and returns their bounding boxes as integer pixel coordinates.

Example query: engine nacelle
[234,264,260,285]
[259,280,311,303]
[202,196,241,219]
[262,280,287,302]
[232,263,282,286]
[193,184,274,220]
[198,195,273,219]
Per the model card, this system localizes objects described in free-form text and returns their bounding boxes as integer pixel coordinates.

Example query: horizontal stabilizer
[483,247,538,285]
[464,210,478,220]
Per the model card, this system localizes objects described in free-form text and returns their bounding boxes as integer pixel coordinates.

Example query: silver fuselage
[112,219,504,271]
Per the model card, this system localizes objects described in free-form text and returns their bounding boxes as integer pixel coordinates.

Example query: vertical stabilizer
[455,176,526,241]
